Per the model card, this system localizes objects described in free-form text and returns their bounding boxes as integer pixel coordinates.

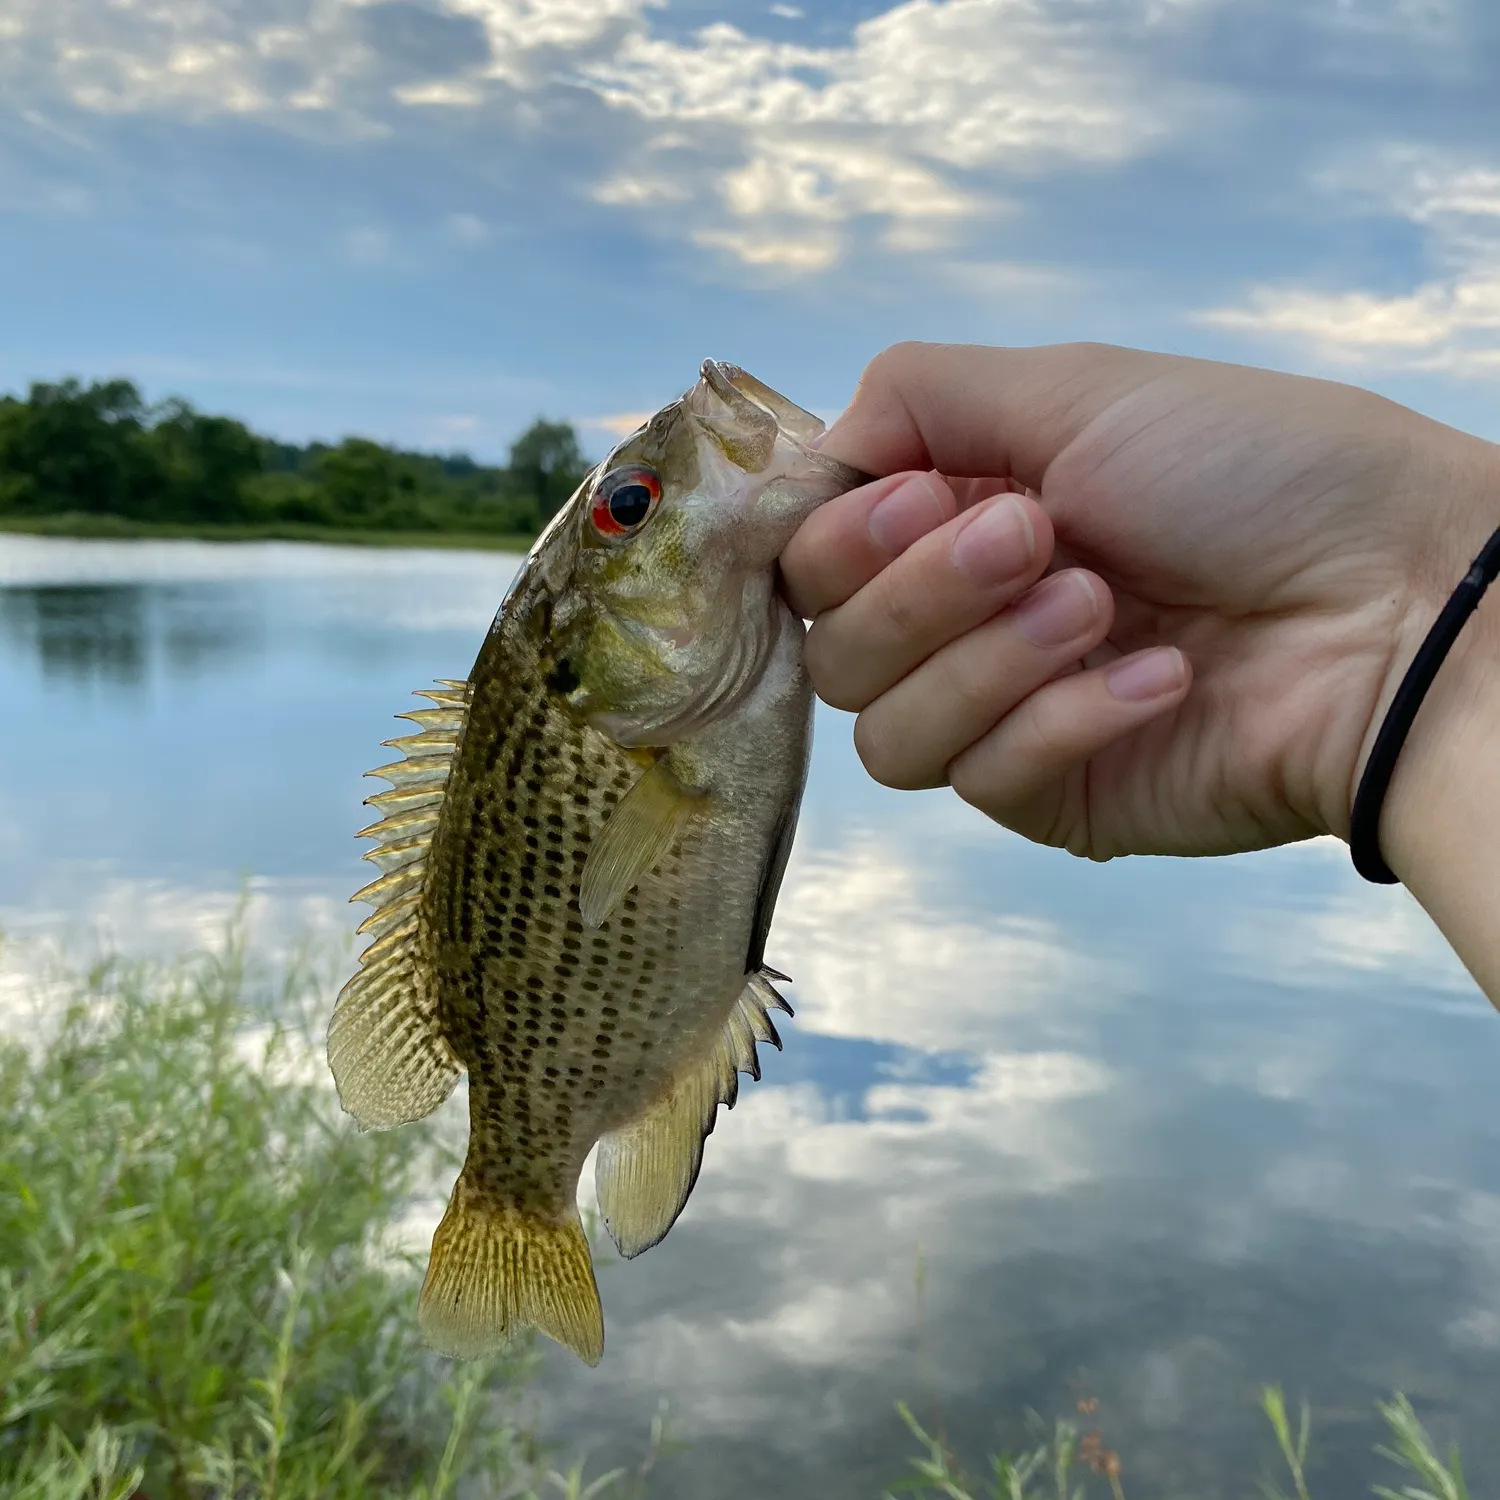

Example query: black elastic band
[1350,524,1500,883]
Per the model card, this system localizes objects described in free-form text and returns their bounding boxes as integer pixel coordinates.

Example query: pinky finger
[947,646,1190,841]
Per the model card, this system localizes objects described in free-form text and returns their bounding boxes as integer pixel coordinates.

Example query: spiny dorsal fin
[578,757,708,929]
[326,678,472,1132]
[595,968,793,1259]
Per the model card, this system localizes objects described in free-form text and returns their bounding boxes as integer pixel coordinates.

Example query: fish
[326,361,867,1366]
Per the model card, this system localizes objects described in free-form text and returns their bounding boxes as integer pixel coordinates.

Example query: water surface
[3,534,1496,1500]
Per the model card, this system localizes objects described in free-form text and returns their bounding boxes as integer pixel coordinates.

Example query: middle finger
[805,489,1053,712]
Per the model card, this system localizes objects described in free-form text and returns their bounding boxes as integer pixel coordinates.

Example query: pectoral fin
[578,758,707,929]
[594,969,793,1259]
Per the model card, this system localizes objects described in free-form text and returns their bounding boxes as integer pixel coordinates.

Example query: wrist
[1372,433,1500,999]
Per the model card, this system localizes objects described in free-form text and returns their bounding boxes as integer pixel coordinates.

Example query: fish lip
[699,358,872,491]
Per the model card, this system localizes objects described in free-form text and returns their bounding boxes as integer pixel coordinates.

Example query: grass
[0,933,657,1499]
[0,513,533,552]
[883,1388,1472,1500]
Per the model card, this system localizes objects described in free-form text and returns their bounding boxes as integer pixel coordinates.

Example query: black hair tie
[1350,524,1500,883]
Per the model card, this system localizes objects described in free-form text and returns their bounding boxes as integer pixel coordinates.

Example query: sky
[2,0,1499,461]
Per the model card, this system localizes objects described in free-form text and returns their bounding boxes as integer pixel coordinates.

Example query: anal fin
[595,968,793,1259]
[419,1173,603,1366]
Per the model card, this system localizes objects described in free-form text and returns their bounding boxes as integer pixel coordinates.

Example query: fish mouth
[698,359,874,491]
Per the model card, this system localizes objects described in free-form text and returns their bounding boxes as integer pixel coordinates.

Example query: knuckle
[1008,688,1058,755]
[948,755,1009,820]
[853,711,915,790]
[778,557,816,619]
[933,644,1002,720]
[864,342,927,385]
[803,625,866,713]
[873,568,928,645]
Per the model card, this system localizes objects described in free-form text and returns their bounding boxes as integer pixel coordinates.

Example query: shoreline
[0,514,536,553]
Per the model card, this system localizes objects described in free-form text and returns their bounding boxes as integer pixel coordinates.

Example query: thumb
[815,341,1165,491]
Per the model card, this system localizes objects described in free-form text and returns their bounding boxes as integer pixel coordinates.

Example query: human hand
[783,342,1500,868]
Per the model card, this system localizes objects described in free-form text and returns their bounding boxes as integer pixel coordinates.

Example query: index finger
[813,341,1171,490]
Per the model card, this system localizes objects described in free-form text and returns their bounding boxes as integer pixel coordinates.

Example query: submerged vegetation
[0,931,1476,1498]
[0,379,591,544]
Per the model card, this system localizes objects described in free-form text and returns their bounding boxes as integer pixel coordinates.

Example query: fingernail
[950,495,1035,585]
[867,473,945,556]
[1014,572,1098,648]
[1106,647,1186,702]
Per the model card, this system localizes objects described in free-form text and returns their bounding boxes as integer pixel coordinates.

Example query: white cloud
[447,0,653,81]
[395,79,485,106]
[444,210,490,243]
[583,5,1176,167]
[342,224,393,262]
[6,0,366,121]
[692,225,840,272]
[589,174,689,206]
[579,0,1198,269]
[1200,154,1500,375]
[2,0,639,123]
[566,1050,1118,1410]
[773,835,1128,1054]
[1,0,1201,276]
[717,138,974,225]
[578,409,653,437]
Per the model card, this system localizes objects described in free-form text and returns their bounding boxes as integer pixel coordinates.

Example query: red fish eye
[591,464,661,537]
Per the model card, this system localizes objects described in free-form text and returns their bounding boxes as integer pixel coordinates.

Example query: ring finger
[851,569,1114,790]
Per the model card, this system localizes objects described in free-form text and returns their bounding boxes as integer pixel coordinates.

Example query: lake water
[3,534,1498,1499]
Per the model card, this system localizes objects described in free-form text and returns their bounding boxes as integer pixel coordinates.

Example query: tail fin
[418,1174,604,1366]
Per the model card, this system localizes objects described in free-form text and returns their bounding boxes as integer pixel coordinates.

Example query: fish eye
[591,464,662,539]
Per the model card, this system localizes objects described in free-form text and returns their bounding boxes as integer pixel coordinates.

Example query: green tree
[507,419,590,526]
[0,378,154,517]
[0,377,591,540]
[315,438,387,519]
[143,399,263,523]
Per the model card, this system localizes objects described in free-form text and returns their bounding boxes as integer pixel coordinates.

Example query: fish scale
[430,612,760,1208]
[326,360,867,1366]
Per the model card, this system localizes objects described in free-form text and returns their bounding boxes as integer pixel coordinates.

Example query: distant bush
[0,379,591,538]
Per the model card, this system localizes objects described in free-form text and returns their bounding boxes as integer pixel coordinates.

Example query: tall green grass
[883,1388,1471,1500]
[0,936,655,1499]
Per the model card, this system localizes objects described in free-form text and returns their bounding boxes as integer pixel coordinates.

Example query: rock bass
[327,362,865,1366]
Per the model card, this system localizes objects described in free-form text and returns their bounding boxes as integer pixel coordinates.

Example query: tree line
[0,377,593,537]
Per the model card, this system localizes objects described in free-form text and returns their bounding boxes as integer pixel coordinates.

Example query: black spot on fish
[547,656,581,694]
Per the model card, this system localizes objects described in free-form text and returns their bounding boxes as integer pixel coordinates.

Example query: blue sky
[2,0,1499,460]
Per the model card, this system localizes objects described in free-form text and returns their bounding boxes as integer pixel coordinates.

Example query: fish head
[546,360,867,747]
